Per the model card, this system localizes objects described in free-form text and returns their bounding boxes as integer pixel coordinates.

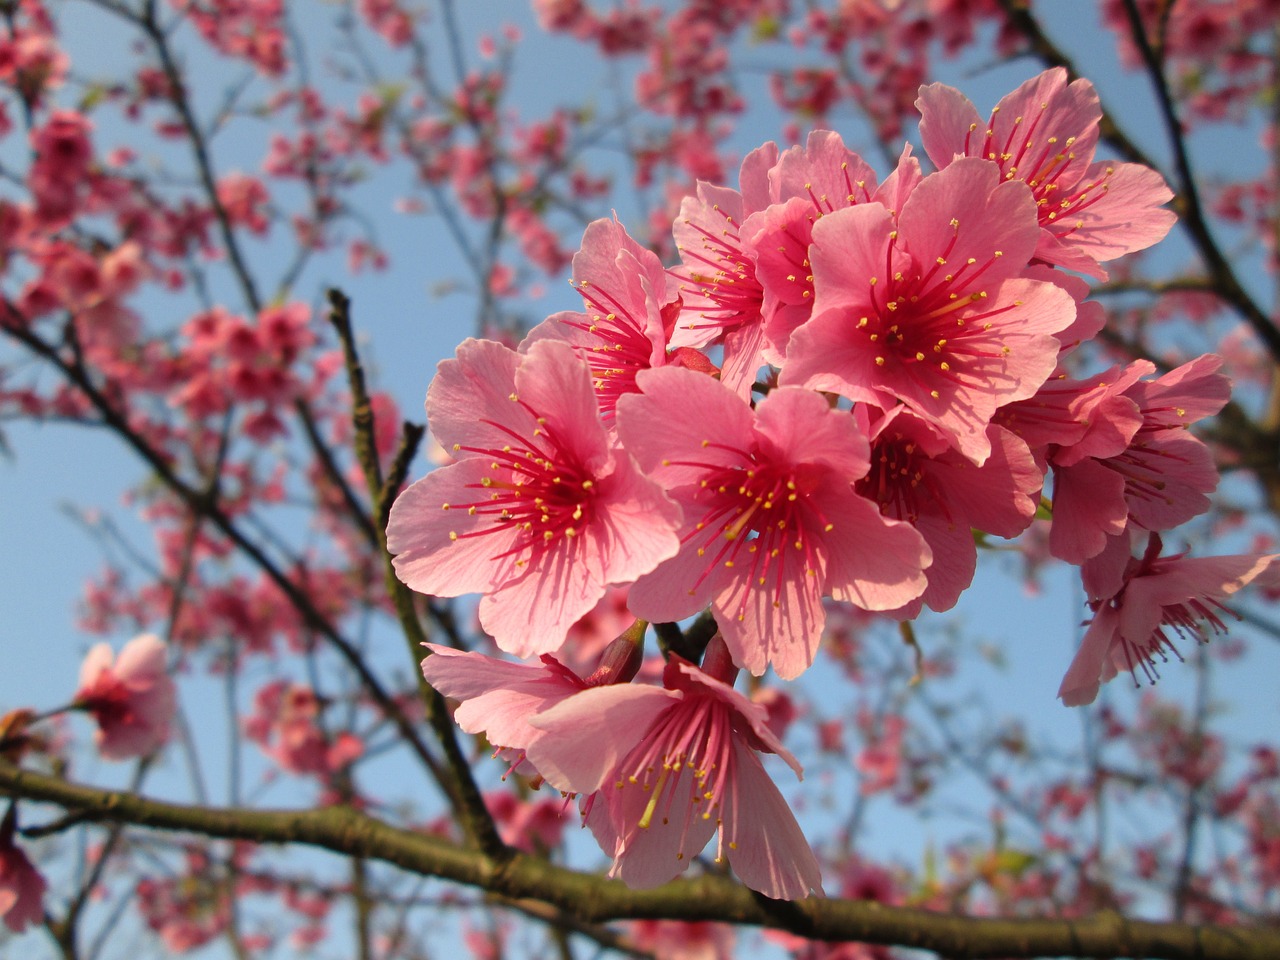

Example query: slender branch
[326,288,506,858]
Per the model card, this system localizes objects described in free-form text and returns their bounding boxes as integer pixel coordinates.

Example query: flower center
[671,441,829,616]
[443,405,596,564]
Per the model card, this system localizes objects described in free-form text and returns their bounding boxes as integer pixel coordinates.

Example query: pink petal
[721,740,824,899]
[527,684,677,794]
[1049,458,1129,564]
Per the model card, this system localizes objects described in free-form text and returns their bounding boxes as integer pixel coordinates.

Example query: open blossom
[0,809,45,934]
[1059,533,1280,706]
[780,157,1076,465]
[528,637,824,900]
[387,338,681,657]
[668,143,778,396]
[917,67,1175,279]
[73,633,176,761]
[525,217,689,423]
[617,366,930,679]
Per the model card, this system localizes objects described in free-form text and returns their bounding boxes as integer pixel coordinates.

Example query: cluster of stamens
[616,698,738,864]
[677,205,765,336]
[562,278,657,419]
[853,220,1016,399]
[857,430,951,527]
[441,397,596,565]
[963,102,1109,236]
[670,441,830,618]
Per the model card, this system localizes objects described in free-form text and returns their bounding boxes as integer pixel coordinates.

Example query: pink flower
[243,681,363,778]
[1059,534,1280,706]
[0,809,46,934]
[524,217,680,423]
[917,68,1176,280]
[617,366,930,679]
[483,791,569,853]
[780,158,1076,464]
[855,406,1041,616]
[73,634,176,761]
[420,642,595,778]
[387,338,681,657]
[1048,355,1230,565]
[528,638,824,900]
[626,919,735,960]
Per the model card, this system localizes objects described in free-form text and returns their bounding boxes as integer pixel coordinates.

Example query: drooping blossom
[781,157,1076,464]
[617,366,930,679]
[73,633,176,761]
[528,637,824,900]
[1059,533,1280,706]
[0,807,45,934]
[421,643,592,778]
[917,67,1176,279]
[1046,355,1229,565]
[387,338,681,657]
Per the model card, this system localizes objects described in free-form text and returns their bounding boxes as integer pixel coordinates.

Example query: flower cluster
[388,69,1272,899]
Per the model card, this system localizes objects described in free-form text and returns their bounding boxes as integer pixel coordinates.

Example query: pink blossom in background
[855,714,906,795]
[617,366,930,679]
[387,337,681,657]
[528,637,824,899]
[243,681,363,778]
[557,584,633,676]
[1059,534,1280,706]
[781,157,1076,464]
[626,918,735,960]
[483,790,569,853]
[0,809,45,933]
[917,67,1176,279]
[73,633,175,761]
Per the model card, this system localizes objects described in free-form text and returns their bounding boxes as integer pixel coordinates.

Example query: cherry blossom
[528,637,824,899]
[917,67,1176,279]
[617,365,930,679]
[856,406,1041,615]
[0,808,45,934]
[1059,534,1280,706]
[781,157,1077,464]
[1048,355,1230,565]
[387,338,681,656]
[524,217,682,422]
[72,633,176,761]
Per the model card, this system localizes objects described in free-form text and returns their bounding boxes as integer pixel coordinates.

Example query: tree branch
[3,761,1278,960]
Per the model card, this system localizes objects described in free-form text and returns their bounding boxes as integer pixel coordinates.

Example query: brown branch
[3,761,1279,960]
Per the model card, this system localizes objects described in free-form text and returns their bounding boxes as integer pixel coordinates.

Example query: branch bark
[4,761,1278,960]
